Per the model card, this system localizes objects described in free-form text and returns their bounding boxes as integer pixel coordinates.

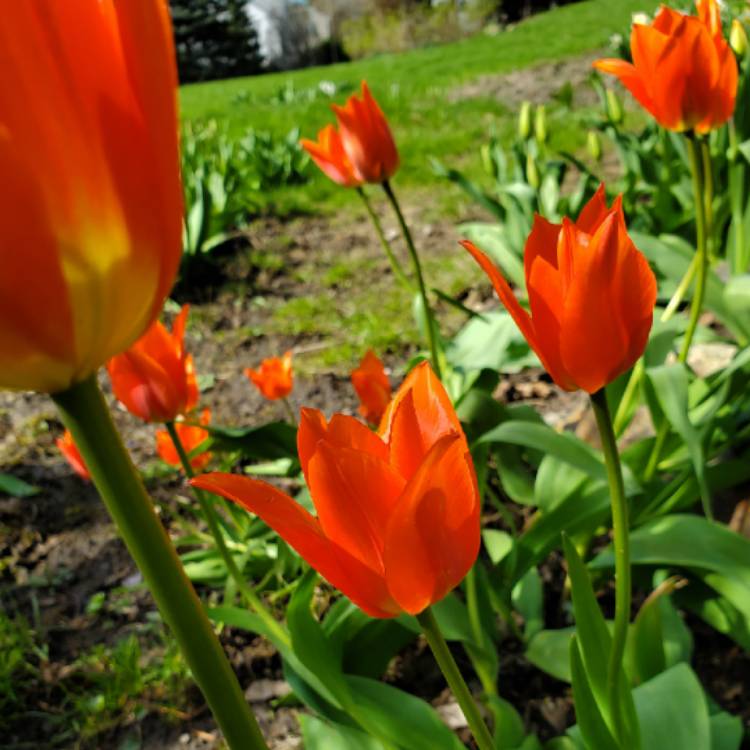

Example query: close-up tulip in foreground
[3,1,750,748]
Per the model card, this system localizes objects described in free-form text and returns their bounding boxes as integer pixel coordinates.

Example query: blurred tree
[170,0,263,83]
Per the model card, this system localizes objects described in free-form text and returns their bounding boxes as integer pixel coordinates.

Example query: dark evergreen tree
[170,0,263,83]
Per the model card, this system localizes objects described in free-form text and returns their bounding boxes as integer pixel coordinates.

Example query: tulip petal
[307,440,405,571]
[384,434,480,615]
[559,213,630,393]
[381,362,465,481]
[192,473,400,618]
[298,407,329,484]
[575,184,609,234]
[523,214,563,284]
[461,239,540,356]
[592,59,654,119]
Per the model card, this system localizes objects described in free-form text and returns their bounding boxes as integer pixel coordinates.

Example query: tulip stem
[417,607,495,750]
[590,389,634,747]
[612,254,697,436]
[643,137,715,522]
[165,422,291,648]
[281,397,298,426]
[382,180,443,379]
[53,377,268,750]
[356,186,414,292]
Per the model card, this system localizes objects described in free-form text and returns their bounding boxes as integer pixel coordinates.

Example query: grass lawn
[179,0,659,214]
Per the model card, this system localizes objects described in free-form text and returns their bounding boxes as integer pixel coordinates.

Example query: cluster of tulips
[1,1,743,749]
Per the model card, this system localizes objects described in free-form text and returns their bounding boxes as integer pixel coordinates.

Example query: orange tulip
[107,305,199,423]
[462,185,657,394]
[193,362,480,618]
[330,82,400,184]
[594,0,737,134]
[244,351,293,401]
[0,1,182,393]
[156,408,212,472]
[351,350,392,425]
[56,429,91,482]
[300,124,363,188]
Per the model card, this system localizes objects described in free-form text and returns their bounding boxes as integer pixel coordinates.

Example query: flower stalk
[590,389,633,746]
[382,180,442,379]
[416,607,495,750]
[53,377,268,750]
[164,422,291,648]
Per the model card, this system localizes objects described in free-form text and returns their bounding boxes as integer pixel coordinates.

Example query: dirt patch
[447,52,604,107]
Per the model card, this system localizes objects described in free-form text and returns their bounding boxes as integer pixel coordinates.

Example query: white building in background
[245,0,335,69]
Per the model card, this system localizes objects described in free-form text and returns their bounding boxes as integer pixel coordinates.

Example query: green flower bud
[518,101,532,140]
[526,151,540,189]
[587,130,602,161]
[534,104,547,145]
[731,19,748,58]
[606,88,624,124]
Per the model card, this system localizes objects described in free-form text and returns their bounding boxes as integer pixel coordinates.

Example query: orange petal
[461,239,540,356]
[306,440,405,571]
[559,213,630,392]
[298,407,328,484]
[523,214,563,286]
[383,434,480,615]
[192,473,400,617]
[592,59,654,120]
[381,362,465,482]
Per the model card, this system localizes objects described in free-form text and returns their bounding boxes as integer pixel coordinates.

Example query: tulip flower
[156,408,212,472]
[331,82,400,184]
[56,430,91,481]
[0,1,182,393]
[300,124,363,187]
[351,349,392,425]
[594,0,737,134]
[107,305,199,423]
[245,351,293,401]
[462,185,657,394]
[193,362,480,618]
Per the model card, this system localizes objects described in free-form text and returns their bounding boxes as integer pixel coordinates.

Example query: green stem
[281,397,298,426]
[416,607,495,750]
[644,136,711,485]
[356,186,414,292]
[612,253,697,436]
[165,422,291,650]
[53,377,268,750]
[382,180,443,379]
[679,136,709,364]
[590,390,633,747]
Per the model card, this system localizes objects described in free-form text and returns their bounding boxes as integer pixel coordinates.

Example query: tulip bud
[518,101,533,140]
[731,19,748,57]
[534,104,548,144]
[606,89,624,124]
[526,152,540,189]
[587,130,602,161]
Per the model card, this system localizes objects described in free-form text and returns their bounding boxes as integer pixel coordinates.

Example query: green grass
[180,0,659,212]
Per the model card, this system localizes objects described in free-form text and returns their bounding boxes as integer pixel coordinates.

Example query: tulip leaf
[476,422,605,481]
[205,420,298,461]
[0,472,39,498]
[458,222,526,289]
[526,627,575,683]
[287,569,351,706]
[512,567,544,640]
[644,364,711,513]
[344,675,465,750]
[482,529,514,565]
[568,635,619,750]
[299,714,381,750]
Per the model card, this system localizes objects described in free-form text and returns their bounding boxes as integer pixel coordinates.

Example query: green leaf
[486,695,526,749]
[206,420,297,461]
[459,222,526,288]
[512,568,544,639]
[526,628,575,682]
[447,310,536,374]
[708,711,743,750]
[644,364,711,513]
[483,529,514,565]
[345,675,465,750]
[298,714,381,750]
[0,473,39,498]
[568,635,619,750]
[723,273,750,316]
[476,422,606,481]
[631,664,711,750]
[287,569,350,706]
